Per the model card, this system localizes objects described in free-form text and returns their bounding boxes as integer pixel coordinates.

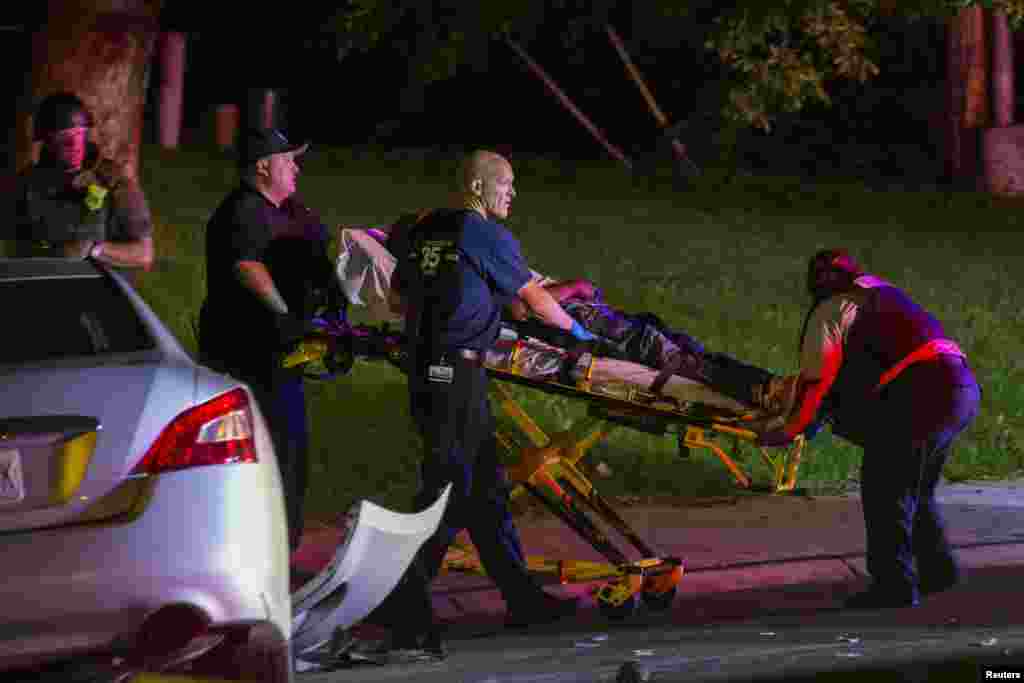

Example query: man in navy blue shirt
[371,150,595,660]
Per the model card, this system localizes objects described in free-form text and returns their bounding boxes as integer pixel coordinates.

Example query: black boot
[700,352,776,407]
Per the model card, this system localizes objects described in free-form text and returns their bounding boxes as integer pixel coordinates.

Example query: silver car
[0,258,292,682]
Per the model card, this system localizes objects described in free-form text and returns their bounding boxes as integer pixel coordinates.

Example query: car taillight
[131,388,258,476]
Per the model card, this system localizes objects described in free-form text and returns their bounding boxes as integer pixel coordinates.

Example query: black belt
[422,347,484,367]
[454,348,483,364]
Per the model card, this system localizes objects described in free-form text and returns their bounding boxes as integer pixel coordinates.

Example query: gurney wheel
[598,593,639,621]
[641,586,677,611]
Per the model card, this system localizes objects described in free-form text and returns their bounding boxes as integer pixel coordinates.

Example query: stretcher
[283,318,805,618]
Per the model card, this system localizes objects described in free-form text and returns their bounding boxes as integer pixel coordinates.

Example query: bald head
[456,150,516,221]
[458,150,509,190]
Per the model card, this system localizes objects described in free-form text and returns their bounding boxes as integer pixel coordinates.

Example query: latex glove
[569,319,597,342]
[757,429,795,448]
[804,417,828,440]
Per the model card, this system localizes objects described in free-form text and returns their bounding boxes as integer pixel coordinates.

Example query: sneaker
[505,592,580,629]
[386,644,448,664]
[371,630,448,663]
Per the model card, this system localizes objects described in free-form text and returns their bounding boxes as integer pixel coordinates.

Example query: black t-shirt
[266,196,337,322]
[201,184,332,383]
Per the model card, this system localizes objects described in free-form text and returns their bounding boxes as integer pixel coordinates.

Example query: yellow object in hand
[84,184,108,212]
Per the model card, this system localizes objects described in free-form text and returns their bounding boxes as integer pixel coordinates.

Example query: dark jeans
[199,308,310,555]
[248,376,309,555]
[369,354,541,640]
[859,356,981,601]
[408,358,534,596]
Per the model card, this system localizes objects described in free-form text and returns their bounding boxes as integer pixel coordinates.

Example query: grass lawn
[133,143,1024,519]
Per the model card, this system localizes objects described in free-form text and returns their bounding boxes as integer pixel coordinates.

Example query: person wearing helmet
[7,92,154,268]
[758,248,981,609]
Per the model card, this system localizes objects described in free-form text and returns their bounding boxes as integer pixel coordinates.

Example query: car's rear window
[1,275,155,363]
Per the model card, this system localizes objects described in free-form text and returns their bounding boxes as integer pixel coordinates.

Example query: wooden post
[215,103,239,149]
[504,36,632,170]
[990,9,1014,128]
[945,6,987,185]
[604,25,697,174]
[245,88,281,131]
[983,8,1020,196]
[157,31,186,149]
[261,89,276,129]
[962,5,989,130]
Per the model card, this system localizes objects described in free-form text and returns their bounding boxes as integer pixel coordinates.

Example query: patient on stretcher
[503,270,783,412]
[336,225,796,419]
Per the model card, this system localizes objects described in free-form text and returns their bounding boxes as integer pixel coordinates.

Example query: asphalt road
[303,561,1024,683]
[298,481,1024,682]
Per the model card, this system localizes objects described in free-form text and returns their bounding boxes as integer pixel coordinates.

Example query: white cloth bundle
[336,228,402,324]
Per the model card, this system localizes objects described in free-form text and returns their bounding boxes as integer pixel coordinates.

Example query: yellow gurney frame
[443,356,805,617]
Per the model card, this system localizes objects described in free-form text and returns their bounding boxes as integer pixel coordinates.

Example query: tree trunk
[15,0,163,179]
[157,31,186,149]
[945,6,987,185]
[245,88,284,131]
[215,104,240,149]
[962,6,989,130]
[982,9,1021,196]
[990,9,1014,128]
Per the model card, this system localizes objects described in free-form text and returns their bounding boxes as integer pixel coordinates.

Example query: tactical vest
[401,208,474,369]
[16,166,109,255]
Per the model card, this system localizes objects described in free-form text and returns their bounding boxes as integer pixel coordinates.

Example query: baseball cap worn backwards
[240,127,310,166]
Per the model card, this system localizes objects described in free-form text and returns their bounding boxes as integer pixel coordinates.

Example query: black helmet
[33,92,93,140]
[806,248,863,300]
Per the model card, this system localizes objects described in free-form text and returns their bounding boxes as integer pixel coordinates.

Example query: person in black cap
[6,91,154,268]
[199,126,341,564]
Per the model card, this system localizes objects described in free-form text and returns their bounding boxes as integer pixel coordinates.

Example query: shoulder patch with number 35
[418,239,458,276]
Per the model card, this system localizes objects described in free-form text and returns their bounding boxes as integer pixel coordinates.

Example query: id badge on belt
[427,356,454,384]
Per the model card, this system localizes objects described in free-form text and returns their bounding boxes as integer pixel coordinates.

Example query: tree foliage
[327,1,1024,132]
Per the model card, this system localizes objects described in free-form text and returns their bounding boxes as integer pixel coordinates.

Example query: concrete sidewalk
[290,479,1024,631]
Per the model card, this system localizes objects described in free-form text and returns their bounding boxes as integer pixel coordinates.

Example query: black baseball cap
[239,127,309,166]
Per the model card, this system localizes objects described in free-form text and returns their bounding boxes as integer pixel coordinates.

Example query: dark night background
[0,5,1016,181]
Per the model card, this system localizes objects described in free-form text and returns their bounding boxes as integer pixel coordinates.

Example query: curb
[428,541,1024,624]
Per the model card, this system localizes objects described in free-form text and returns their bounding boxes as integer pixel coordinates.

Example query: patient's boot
[755,374,801,417]
[699,352,777,408]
